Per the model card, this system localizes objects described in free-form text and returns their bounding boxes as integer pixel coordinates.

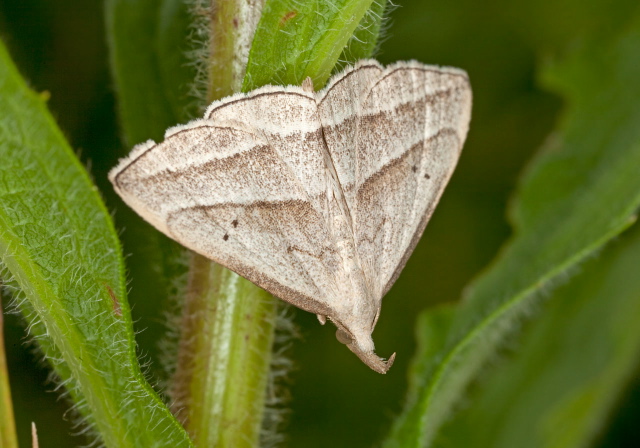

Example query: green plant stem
[208,0,237,99]
[0,296,18,448]
[170,1,277,447]
[173,256,276,447]
[208,0,266,99]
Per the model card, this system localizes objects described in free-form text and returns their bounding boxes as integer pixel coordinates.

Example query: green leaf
[105,0,195,145]
[0,40,192,447]
[105,1,282,446]
[434,223,640,448]
[407,304,456,400]
[338,0,389,68]
[105,0,194,383]
[384,11,640,448]
[157,0,200,123]
[243,0,377,90]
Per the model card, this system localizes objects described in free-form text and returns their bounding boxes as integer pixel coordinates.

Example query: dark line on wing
[380,129,462,295]
[374,65,469,93]
[206,90,314,119]
[320,87,460,132]
[113,124,249,189]
[318,63,383,104]
[360,67,468,115]
[167,198,311,219]
[356,128,459,199]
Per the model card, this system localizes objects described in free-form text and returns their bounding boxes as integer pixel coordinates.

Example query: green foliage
[105,0,195,145]
[0,40,192,447]
[385,10,640,448]
[435,224,640,448]
[243,0,377,90]
[104,0,194,389]
[2,0,640,447]
[338,0,389,69]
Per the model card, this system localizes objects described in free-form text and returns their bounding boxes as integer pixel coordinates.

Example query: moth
[109,60,472,374]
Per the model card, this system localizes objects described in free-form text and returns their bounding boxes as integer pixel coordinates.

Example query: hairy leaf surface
[0,40,192,448]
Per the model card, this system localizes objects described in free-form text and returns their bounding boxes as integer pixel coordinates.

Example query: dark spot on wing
[424,173,431,179]
[412,165,418,173]
[223,234,229,241]
[232,219,239,228]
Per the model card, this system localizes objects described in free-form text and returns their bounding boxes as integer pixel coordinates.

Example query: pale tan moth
[109,60,472,373]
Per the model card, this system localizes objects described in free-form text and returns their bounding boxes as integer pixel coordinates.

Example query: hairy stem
[171,1,275,447]
[207,0,237,99]
[173,256,276,447]
[208,0,265,98]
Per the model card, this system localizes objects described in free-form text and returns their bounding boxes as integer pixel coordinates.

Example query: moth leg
[372,307,381,330]
[335,328,353,345]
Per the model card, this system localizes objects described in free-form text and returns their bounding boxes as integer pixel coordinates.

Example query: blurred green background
[1,0,639,447]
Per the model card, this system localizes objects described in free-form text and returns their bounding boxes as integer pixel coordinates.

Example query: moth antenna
[302,76,315,93]
[32,422,39,448]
